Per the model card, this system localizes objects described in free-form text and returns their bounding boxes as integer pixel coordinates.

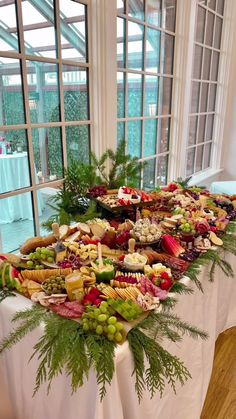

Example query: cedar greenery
[0,289,15,303]
[0,302,207,402]
[185,221,236,291]
[127,310,208,402]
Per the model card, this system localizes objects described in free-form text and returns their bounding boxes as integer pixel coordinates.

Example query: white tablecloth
[0,253,236,419]
[0,153,43,223]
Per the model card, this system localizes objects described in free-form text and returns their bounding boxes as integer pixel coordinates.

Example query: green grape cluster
[179,218,196,235]
[42,276,65,295]
[174,207,190,217]
[26,247,55,269]
[82,301,125,343]
[107,298,143,322]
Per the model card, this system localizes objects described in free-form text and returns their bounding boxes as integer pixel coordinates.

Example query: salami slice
[64,301,85,315]
[50,303,84,319]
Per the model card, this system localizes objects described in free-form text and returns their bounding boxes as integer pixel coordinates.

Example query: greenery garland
[0,301,207,402]
[185,221,236,292]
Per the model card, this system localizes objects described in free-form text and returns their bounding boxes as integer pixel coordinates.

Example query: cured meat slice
[64,301,85,315]
[50,303,84,319]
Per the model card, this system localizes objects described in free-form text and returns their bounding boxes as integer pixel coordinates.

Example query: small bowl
[124,254,148,272]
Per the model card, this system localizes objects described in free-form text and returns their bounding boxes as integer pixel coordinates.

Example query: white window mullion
[90,0,117,156]
[168,0,197,182]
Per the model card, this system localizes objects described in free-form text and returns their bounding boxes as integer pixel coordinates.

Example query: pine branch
[160,297,178,310]
[0,305,47,354]
[86,333,116,400]
[170,282,194,295]
[128,329,191,401]
[0,289,15,303]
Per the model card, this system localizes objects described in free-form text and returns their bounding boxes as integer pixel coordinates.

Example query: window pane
[128,73,143,117]
[200,82,209,112]
[203,142,212,169]
[128,120,142,158]
[193,45,203,79]
[196,6,206,44]
[214,17,222,50]
[117,0,124,13]
[162,0,176,32]
[208,83,217,111]
[205,12,214,47]
[0,192,34,252]
[128,21,144,71]
[66,125,90,166]
[159,77,172,115]
[117,72,125,118]
[32,127,63,183]
[23,0,56,59]
[0,1,19,52]
[117,17,126,68]
[60,1,87,62]
[202,48,211,80]
[63,65,88,121]
[117,121,125,145]
[189,116,198,146]
[195,145,204,172]
[206,114,214,141]
[158,117,170,153]
[128,0,144,20]
[39,186,60,236]
[144,119,157,157]
[211,51,219,81]
[145,75,159,116]
[0,130,31,194]
[27,61,60,124]
[162,33,174,75]
[186,148,195,176]
[143,158,155,190]
[191,82,200,113]
[208,0,216,11]
[198,115,206,143]
[147,0,161,27]
[146,28,161,73]
[0,59,25,125]
[156,154,168,185]
[217,0,225,15]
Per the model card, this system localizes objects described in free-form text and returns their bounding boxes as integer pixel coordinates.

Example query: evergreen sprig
[0,289,15,303]
[127,309,207,401]
[170,282,194,295]
[128,329,191,402]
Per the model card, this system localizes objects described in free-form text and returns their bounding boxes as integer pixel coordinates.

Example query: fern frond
[170,282,194,295]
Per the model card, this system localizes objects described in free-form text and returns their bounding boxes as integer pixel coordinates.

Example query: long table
[0,153,43,224]
[0,253,236,419]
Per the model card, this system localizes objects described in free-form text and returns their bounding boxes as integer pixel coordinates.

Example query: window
[0,0,90,252]
[186,0,225,176]
[116,0,177,189]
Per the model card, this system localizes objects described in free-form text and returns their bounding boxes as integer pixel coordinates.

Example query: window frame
[0,0,91,238]
[171,0,236,185]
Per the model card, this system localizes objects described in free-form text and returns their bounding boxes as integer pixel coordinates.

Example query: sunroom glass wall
[0,0,91,253]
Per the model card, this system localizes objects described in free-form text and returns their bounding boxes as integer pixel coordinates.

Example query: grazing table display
[0,180,236,419]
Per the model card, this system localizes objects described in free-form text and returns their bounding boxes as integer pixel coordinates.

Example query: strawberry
[160,277,173,290]
[94,298,103,307]
[168,183,178,192]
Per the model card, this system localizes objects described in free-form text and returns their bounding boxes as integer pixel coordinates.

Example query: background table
[0,153,43,224]
[0,253,236,419]
[210,180,236,195]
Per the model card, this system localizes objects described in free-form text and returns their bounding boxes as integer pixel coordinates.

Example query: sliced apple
[65,230,81,243]
[90,223,105,239]
[76,222,91,235]
[59,224,70,240]
[209,231,223,246]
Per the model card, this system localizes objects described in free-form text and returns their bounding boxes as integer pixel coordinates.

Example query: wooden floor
[201,327,236,419]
